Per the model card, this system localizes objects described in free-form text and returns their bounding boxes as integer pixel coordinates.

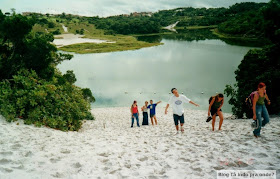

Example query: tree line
[0,11,95,131]
[224,0,280,117]
[87,2,268,36]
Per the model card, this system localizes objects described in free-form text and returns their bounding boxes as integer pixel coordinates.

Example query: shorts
[173,114,184,126]
[150,114,155,118]
[210,108,222,116]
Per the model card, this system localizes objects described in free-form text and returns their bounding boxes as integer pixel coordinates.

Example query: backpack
[245,91,265,109]
[209,96,213,104]
[245,92,256,109]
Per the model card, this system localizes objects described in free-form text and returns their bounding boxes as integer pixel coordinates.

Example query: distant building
[4,12,11,16]
[130,12,153,17]
[22,12,34,16]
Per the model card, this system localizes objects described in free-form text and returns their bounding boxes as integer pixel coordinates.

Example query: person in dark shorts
[141,101,149,125]
[165,88,199,133]
[208,93,224,131]
[147,100,161,125]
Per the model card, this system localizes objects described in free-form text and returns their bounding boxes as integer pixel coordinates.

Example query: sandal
[206,116,212,122]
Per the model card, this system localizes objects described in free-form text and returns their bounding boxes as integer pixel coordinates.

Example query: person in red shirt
[131,100,140,127]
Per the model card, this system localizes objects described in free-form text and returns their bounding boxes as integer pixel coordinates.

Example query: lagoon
[58,34,256,113]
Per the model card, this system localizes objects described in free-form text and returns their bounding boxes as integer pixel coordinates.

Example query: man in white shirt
[165,88,199,133]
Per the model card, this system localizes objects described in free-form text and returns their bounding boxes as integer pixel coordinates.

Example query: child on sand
[147,100,161,125]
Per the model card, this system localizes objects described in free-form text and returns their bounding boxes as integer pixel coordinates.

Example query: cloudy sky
[1,0,270,17]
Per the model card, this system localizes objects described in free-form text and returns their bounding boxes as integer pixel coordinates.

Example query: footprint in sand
[103,166,110,171]
[237,150,249,155]
[235,161,249,167]
[50,158,61,163]
[98,152,110,157]
[11,144,22,149]
[0,151,13,156]
[0,158,11,164]
[157,169,166,175]
[52,172,65,178]
[124,162,131,169]
[176,142,183,146]
[12,164,24,170]
[101,159,109,163]
[253,153,268,158]
[109,169,120,175]
[60,149,71,154]
[24,151,33,157]
[179,158,191,162]
[213,166,224,170]
[191,166,203,172]
[139,156,148,162]
[0,167,13,173]
[72,162,82,168]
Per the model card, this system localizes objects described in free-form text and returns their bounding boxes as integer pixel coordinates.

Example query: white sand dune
[61,24,68,33]
[53,34,115,48]
[163,21,179,32]
[0,107,279,178]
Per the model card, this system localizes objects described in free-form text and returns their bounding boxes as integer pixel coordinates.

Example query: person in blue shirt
[147,100,161,125]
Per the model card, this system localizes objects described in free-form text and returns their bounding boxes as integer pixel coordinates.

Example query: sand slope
[53,34,115,48]
[0,107,279,179]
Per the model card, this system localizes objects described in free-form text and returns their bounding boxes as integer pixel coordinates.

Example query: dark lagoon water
[58,30,258,113]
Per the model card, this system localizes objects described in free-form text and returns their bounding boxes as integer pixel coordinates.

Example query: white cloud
[0,0,270,17]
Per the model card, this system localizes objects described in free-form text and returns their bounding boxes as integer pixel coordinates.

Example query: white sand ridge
[0,107,279,178]
[53,33,115,48]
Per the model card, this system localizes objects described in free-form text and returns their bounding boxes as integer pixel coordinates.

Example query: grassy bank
[212,28,257,40]
[32,19,162,54]
[175,25,218,30]
[60,37,162,54]
[211,28,270,47]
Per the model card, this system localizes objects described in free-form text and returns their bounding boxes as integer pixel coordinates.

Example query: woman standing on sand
[141,101,149,125]
[252,82,271,138]
[208,93,224,131]
[131,101,140,127]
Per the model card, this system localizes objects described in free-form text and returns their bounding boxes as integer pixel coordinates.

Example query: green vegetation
[16,2,271,54]
[1,0,279,125]
[0,11,95,131]
[27,14,162,54]
[90,16,161,35]
[224,0,280,117]
[60,36,162,54]
[148,2,271,46]
[175,25,218,30]
[162,28,218,42]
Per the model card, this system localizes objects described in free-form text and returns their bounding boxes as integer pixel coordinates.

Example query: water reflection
[58,35,256,113]
[136,35,162,43]
[164,29,218,42]
[136,29,267,47]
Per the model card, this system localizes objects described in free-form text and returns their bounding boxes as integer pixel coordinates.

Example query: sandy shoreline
[0,107,279,178]
[53,34,115,48]
[163,21,179,32]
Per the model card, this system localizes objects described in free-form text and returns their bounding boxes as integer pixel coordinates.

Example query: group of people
[130,83,271,138]
[130,100,161,127]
